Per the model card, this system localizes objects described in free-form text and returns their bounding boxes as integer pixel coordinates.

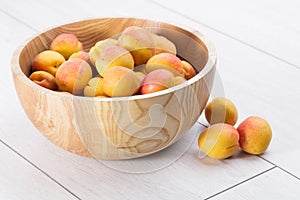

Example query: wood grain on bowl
[11,18,216,159]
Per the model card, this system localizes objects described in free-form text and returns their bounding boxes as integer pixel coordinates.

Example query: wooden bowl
[11,18,216,160]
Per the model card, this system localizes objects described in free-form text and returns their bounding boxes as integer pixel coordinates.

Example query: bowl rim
[11,17,217,102]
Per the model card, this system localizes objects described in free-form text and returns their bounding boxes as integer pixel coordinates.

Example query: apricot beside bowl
[11,18,216,160]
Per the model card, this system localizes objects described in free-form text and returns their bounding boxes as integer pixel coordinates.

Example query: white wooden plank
[1,0,180,31]
[192,18,300,179]
[0,88,274,199]
[146,0,300,180]
[148,0,300,179]
[0,142,77,200]
[0,111,274,200]
[0,13,77,200]
[4,0,297,197]
[152,0,300,67]
[0,2,274,199]
[0,11,36,88]
[210,168,300,200]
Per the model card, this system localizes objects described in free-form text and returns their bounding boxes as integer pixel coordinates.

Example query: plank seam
[204,166,276,199]
[149,0,300,71]
[258,155,300,181]
[0,138,82,200]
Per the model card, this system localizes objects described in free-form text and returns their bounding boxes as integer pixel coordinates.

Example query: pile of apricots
[198,97,272,159]
[29,26,196,97]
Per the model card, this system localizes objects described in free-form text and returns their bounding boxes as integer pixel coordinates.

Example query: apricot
[89,38,118,65]
[69,51,92,64]
[174,76,187,86]
[135,72,146,84]
[237,116,272,155]
[181,60,196,80]
[55,58,92,95]
[29,71,58,90]
[50,33,83,59]
[118,26,155,65]
[146,53,185,77]
[141,69,175,94]
[31,50,65,76]
[198,123,240,159]
[151,33,176,55]
[205,97,238,126]
[83,77,106,97]
[95,45,134,76]
[102,66,140,97]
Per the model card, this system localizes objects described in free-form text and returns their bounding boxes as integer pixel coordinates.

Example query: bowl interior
[18,18,211,81]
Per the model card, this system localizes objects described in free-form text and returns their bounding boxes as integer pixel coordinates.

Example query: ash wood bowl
[11,18,216,160]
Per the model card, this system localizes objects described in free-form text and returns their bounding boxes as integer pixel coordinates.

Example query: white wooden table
[1,0,300,199]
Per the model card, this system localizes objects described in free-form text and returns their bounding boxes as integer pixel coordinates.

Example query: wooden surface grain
[0,0,300,199]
